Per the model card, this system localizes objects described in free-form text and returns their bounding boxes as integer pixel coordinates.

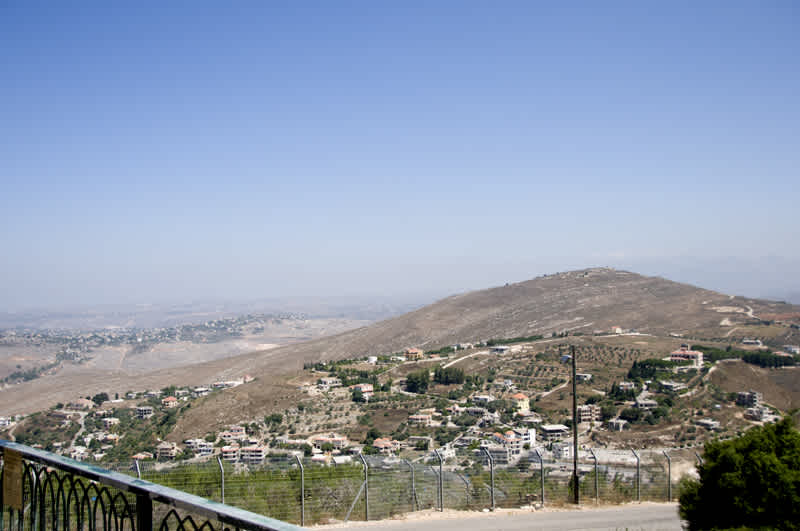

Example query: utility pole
[571,344,579,505]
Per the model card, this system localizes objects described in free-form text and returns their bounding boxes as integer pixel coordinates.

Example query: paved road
[337,504,682,531]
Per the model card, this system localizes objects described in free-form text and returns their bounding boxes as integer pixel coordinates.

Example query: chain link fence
[105,448,686,526]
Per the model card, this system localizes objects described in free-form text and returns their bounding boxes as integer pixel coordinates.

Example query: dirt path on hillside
[539,379,569,399]
[442,351,487,369]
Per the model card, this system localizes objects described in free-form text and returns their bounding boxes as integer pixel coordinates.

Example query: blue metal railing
[0,440,304,531]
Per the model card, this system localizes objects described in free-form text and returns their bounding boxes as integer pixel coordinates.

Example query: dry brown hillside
[710,361,800,411]
[171,267,800,436]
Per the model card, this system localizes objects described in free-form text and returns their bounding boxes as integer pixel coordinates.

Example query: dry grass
[709,361,800,411]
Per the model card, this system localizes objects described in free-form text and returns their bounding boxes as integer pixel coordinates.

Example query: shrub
[679,418,800,530]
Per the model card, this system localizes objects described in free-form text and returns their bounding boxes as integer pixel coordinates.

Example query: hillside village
[4,329,796,471]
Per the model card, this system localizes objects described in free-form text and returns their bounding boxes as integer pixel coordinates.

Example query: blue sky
[1,1,798,310]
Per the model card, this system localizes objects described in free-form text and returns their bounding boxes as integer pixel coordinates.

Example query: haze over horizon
[2,2,798,311]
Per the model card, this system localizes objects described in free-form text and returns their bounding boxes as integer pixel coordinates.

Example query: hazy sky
[2,1,798,311]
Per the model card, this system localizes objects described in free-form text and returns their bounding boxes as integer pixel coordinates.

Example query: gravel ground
[314,502,683,531]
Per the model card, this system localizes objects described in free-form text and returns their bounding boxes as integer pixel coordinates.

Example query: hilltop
[172,268,800,434]
[196,267,800,375]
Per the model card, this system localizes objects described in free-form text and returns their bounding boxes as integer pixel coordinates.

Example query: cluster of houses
[138,387,588,467]
[52,380,257,462]
[63,409,126,461]
[123,377,254,402]
[48,337,800,467]
[450,423,572,465]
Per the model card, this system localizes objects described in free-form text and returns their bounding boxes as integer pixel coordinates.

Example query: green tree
[619,407,642,422]
[265,413,283,425]
[600,403,616,421]
[433,366,465,385]
[363,427,382,445]
[351,388,365,403]
[679,417,800,530]
[91,392,109,406]
[406,370,429,393]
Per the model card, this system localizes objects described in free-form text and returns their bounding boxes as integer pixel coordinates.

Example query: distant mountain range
[0,296,425,331]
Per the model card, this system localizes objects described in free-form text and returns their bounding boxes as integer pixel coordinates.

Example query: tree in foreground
[679,417,800,530]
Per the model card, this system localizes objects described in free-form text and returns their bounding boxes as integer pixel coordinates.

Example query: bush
[679,417,800,530]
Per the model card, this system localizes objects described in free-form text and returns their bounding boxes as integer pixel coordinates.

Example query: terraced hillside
[173,268,800,433]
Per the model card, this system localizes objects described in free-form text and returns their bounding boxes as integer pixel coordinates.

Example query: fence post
[631,450,640,502]
[404,459,418,511]
[136,494,152,531]
[570,344,579,506]
[481,448,495,511]
[535,448,545,507]
[663,450,672,502]
[294,455,305,526]
[589,449,599,505]
[435,449,444,512]
[217,456,225,504]
[358,453,369,521]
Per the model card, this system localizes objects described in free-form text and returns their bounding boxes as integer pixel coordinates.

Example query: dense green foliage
[679,418,800,530]
[331,368,379,387]
[692,345,746,363]
[351,388,366,402]
[485,334,543,346]
[91,392,109,405]
[425,346,456,355]
[742,352,796,368]
[608,382,635,401]
[619,407,642,422]
[264,413,283,425]
[626,358,682,380]
[433,366,465,385]
[405,370,430,393]
[693,344,797,368]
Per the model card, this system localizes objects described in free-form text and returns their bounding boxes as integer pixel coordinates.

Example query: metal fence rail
[0,440,303,531]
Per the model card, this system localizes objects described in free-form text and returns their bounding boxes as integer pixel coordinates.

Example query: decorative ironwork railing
[0,440,304,531]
